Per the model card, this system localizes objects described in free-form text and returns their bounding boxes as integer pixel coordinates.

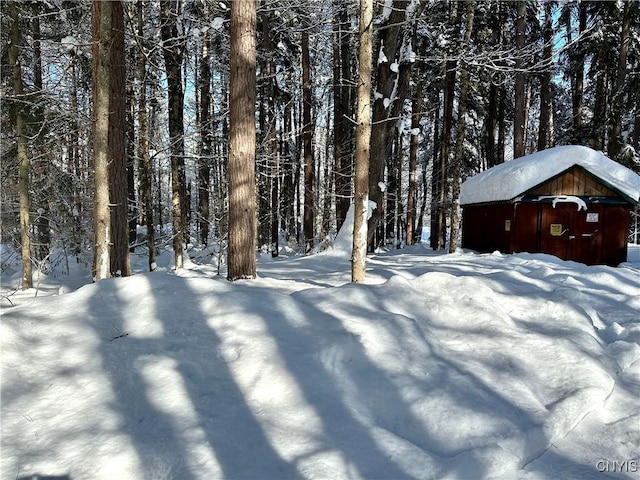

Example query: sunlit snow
[1,224,639,479]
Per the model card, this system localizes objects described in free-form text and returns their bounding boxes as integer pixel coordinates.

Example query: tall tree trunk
[262,14,279,257]
[282,98,295,239]
[564,2,586,144]
[431,3,460,250]
[127,84,137,251]
[302,30,315,250]
[109,0,130,277]
[497,83,506,164]
[137,2,156,271]
[92,0,112,281]
[416,160,428,243]
[199,28,212,246]
[486,82,497,168]
[431,68,454,251]
[513,0,527,159]
[333,3,352,231]
[31,10,50,267]
[591,72,608,151]
[352,0,373,283]
[608,0,632,159]
[537,2,553,151]
[406,80,422,246]
[368,0,409,246]
[430,90,441,248]
[227,0,257,280]
[385,136,399,247]
[486,1,506,168]
[296,101,302,243]
[9,1,32,289]
[70,61,83,259]
[161,0,187,269]
[256,22,270,248]
[449,0,474,254]
[574,3,586,142]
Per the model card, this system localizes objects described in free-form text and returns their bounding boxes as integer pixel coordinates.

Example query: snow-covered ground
[1,240,639,480]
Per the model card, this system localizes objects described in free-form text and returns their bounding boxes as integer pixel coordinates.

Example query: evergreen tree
[228,0,257,280]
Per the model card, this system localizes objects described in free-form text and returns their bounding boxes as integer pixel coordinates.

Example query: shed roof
[460,145,640,206]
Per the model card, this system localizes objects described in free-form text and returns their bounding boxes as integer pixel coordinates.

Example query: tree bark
[108,0,130,277]
[449,0,474,254]
[92,0,112,281]
[161,0,187,269]
[9,1,32,289]
[608,0,632,159]
[431,2,461,251]
[368,0,409,247]
[537,2,553,151]
[497,83,506,165]
[227,0,257,280]
[406,80,422,246]
[262,14,279,257]
[199,27,212,246]
[352,0,373,283]
[513,0,527,159]
[137,2,156,271]
[302,30,315,250]
[429,89,441,248]
[333,3,352,231]
[574,4,586,142]
[564,2,586,144]
[31,10,50,267]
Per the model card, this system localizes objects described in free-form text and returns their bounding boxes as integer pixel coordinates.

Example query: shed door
[539,204,602,264]
[572,204,603,265]
[540,204,572,260]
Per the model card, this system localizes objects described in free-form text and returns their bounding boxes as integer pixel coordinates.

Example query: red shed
[460,146,640,266]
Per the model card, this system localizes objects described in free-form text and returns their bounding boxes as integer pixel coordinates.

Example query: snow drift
[2,247,639,480]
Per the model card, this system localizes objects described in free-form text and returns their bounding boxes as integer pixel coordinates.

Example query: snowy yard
[1,242,639,479]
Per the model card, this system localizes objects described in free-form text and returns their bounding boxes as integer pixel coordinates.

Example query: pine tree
[513,0,527,159]
[352,0,373,283]
[227,0,257,281]
[8,1,32,289]
[108,0,130,277]
[302,28,315,251]
[91,0,112,281]
[160,0,187,270]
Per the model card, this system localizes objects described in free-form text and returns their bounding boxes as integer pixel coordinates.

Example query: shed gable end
[526,166,620,198]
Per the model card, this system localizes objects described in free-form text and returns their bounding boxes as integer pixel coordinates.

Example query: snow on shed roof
[460,145,640,206]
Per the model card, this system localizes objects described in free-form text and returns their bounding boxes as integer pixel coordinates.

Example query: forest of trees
[2,0,639,287]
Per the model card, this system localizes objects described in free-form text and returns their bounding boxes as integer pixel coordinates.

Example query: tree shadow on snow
[89,274,297,479]
[230,282,483,479]
[17,475,71,480]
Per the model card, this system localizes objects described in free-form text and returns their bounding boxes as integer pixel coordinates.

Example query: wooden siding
[511,203,540,254]
[528,166,618,197]
[462,202,631,266]
[461,204,514,253]
[461,165,633,266]
[599,205,631,266]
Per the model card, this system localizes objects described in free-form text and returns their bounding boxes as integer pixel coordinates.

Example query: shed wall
[462,202,631,266]
[461,204,513,253]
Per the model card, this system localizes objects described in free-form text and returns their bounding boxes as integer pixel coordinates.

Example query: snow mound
[3,249,638,480]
